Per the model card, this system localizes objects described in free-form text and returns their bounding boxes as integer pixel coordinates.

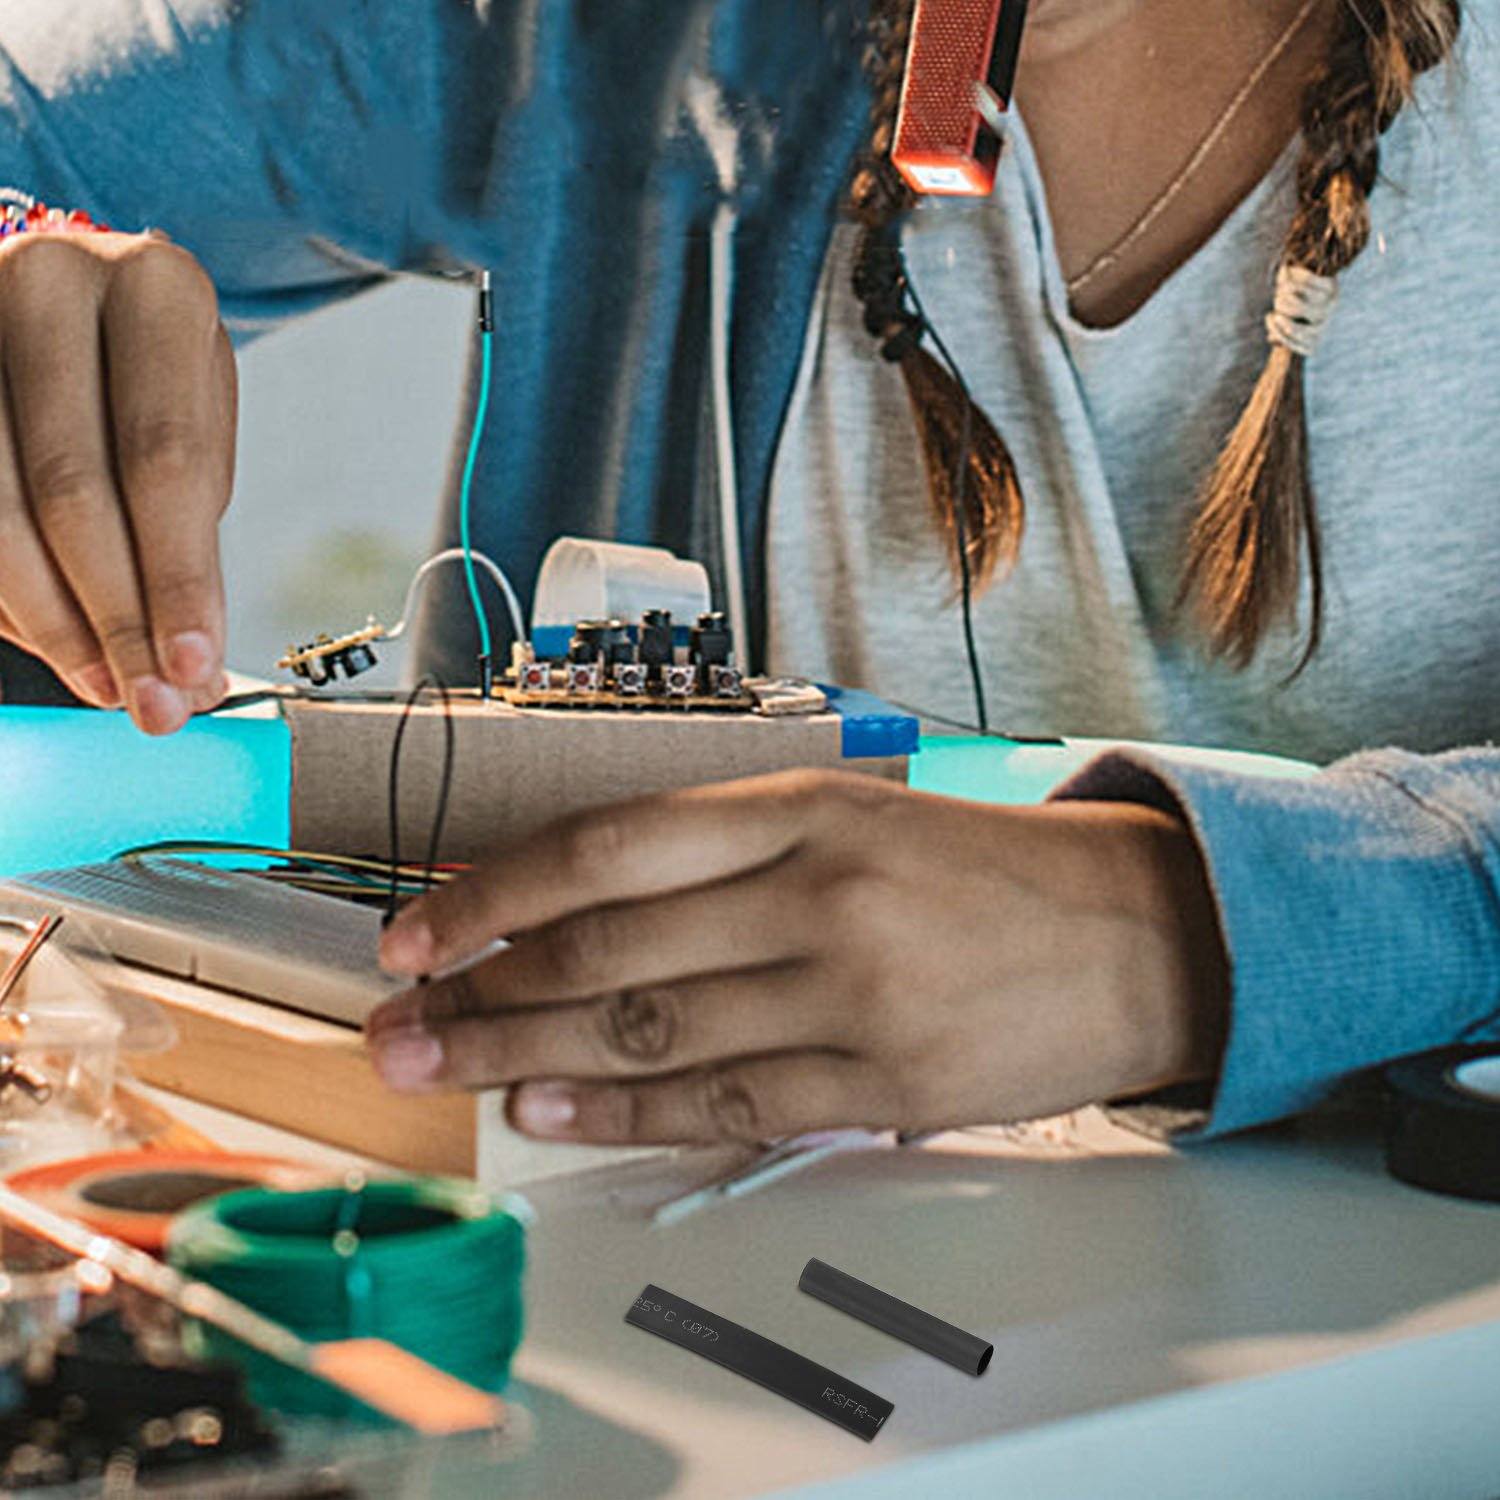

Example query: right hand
[0,230,236,734]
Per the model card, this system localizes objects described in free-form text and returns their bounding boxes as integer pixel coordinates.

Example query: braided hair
[851,0,1462,669]
[850,0,1024,596]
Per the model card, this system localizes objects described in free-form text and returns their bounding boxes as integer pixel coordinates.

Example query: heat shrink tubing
[798,1257,993,1376]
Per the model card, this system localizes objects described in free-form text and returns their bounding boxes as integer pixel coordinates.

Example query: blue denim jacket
[2,0,1495,1137]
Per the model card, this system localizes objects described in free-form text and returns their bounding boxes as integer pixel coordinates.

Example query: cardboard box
[286,695,910,863]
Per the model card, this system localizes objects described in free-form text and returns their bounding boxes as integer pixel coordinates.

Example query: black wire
[190,689,286,717]
[879,694,1064,745]
[385,675,455,926]
[904,274,990,735]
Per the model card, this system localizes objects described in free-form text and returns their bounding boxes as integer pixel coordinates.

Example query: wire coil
[166,1178,526,1420]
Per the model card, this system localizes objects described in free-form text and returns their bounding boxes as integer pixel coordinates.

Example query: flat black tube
[798,1258,993,1377]
[625,1285,893,1441]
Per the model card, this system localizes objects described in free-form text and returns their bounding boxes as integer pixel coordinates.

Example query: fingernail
[380,915,434,975]
[192,673,229,708]
[71,663,120,706]
[164,630,217,689]
[370,1029,444,1091]
[366,994,420,1037]
[514,1082,577,1136]
[129,676,190,735]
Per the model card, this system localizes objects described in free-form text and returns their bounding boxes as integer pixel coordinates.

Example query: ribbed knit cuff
[1050,747,1500,1141]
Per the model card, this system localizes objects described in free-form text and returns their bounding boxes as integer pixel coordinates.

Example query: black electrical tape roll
[1385,1044,1500,1204]
[798,1257,993,1376]
[624,1285,893,1441]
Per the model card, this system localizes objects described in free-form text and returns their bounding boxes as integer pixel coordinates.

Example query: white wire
[386,547,527,645]
[709,202,750,666]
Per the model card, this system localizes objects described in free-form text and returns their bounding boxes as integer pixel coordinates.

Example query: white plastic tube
[532,539,711,631]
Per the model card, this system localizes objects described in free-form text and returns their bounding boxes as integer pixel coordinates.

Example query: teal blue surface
[909,735,1316,806]
[0,709,1314,881]
[0,708,290,877]
[910,737,1095,806]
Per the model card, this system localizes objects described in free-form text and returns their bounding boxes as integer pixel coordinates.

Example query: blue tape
[820,686,921,760]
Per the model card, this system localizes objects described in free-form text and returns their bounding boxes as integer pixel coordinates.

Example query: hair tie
[853,226,928,363]
[876,309,927,363]
[1265,263,1339,358]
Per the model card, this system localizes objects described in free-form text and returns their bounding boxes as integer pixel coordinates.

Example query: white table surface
[146,1090,1500,1500]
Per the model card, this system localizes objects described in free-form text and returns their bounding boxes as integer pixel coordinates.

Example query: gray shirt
[766,36,1499,764]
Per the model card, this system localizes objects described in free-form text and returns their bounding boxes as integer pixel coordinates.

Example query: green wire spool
[166,1177,526,1421]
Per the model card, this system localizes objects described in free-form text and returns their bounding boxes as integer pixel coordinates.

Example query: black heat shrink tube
[798,1257,993,1376]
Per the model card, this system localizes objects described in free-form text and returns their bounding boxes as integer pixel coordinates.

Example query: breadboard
[1,859,402,1027]
[1,861,665,1183]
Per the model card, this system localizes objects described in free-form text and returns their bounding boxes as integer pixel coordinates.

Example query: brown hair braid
[1180,0,1460,668]
[852,0,1462,669]
[849,0,1024,594]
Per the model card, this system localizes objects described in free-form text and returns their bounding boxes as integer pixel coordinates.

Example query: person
[0,1,1493,1148]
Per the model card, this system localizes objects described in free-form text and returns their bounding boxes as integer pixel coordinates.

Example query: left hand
[367,770,1229,1145]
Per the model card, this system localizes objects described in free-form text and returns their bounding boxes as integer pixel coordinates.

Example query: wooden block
[115,964,477,1177]
[112,963,663,1185]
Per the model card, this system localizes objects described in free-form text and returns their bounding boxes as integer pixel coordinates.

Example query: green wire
[459,326,495,664]
[168,1179,526,1422]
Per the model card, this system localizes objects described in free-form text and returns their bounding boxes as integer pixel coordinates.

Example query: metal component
[0,914,63,1013]
[662,663,698,698]
[568,621,608,665]
[708,664,744,699]
[341,643,378,678]
[614,661,649,696]
[477,269,495,333]
[565,660,604,695]
[0,1059,53,1106]
[276,622,387,684]
[517,659,553,694]
[639,609,674,678]
[601,620,635,667]
[690,611,733,669]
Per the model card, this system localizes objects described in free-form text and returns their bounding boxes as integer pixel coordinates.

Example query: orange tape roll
[5,1151,331,1253]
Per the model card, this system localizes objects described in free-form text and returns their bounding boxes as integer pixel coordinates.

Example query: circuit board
[273,597,832,720]
[495,675,827,717]
[500,686,751,712]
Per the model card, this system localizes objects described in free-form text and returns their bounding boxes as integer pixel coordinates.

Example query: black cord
[187,689,286,718]
[880,694,1063,745]
[902,275,990,735]
[385,675,455,925]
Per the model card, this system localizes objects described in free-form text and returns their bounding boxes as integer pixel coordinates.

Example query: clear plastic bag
[0,912,175,1166]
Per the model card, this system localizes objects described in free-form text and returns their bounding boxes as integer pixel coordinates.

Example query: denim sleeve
[1050,746,1500,1140]
[0,0,513,333]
